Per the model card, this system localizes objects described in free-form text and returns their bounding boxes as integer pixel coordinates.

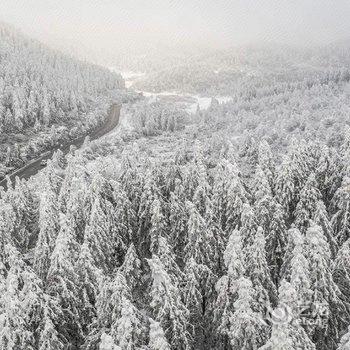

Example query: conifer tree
[89,244,145,350]
[149,196,167,255]
[33,177,59,281]
[212,159,230,233]
[294,174,322,232]
[149,319,171,350]
[75,241,103,335]
[148,255,191,350]
[110,180,136,250]
[47,214,82,347]
[313,200,338,258]
[337,326,350,350]
[266,201,287,284]
[252,165,274,231]
[228,277,268,350]
[214,228,245,349]
[169,180,188,258]
[275,155,296,216]
[331,179,350,246]
[11,177,38,252]
[259,280,315,350]
[305,223,348,349]
[225,160,249,232]
[245,226,277,310]
[0,244,60,349]
[38,300,66,350]
[289,231,312,310]
[183,201,216,339]
[258,140,275,189]
[84,195,115,272]
[111,296,144,350]
[239,203,258,247]
[137,170,160,252]
[0,244,39,349]
[334,238,350,304]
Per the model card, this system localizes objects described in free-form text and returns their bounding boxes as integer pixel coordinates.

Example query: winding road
[0,104,121,191]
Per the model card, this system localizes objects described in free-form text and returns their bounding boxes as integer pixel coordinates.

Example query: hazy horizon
[1,0,350,62]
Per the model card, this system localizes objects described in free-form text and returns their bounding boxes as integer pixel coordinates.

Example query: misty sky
[1,0,350,56]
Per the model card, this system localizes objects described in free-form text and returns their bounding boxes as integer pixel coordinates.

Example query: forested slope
[133,44,350,96]
[2,42,350,350]
[0,22,126,177]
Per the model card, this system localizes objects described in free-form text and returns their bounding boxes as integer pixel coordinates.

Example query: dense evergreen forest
[2,97,350,349]
[0,22,125,177]
[2,20,350,350]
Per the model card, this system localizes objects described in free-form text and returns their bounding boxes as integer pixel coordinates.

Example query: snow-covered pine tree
[265,201,287,284]
[58,153,88,213]
[149,196,167,255]
[252,165,274,231]
[214,228,245,349]
[259,280,315,350]
[225,160,249,232]
[305,223,348,349]
[10,177,38,252]
[169,179,189,259]
[239,203,258,247]
[184,201,214,267]
[38,299,66,350]
[245,226,277,310]
[334,238,350,305]
[111,295,144,350]
[47,214,83,347]
[280,228,313,334]
[182,200,216,345]
[33,176,59,281]
[110,180,136,251]
[212,159,230,233]
[337,326,350,350]
[84,195,115,272]
[331,175,350,246]
[148,319,171,350]
[275,139,310,219]
[192,150,211,217]
[75,241,103,335]
[228,276,268,349]
[257,140,275,190]
[313,200,338,258]
[275,154,297,219]
[88,243,146,350]
[117,243,141,290]
[0,244,58,349]
[147,255,191,350]
[137,169,161,254]
[294,174,322,232]
[314,144,336,206]
[0,244,37,349]
[183,141,207,203]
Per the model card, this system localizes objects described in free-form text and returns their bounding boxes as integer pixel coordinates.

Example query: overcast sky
[1,0,350,55]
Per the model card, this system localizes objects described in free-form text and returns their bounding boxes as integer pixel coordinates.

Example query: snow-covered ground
[140,91,233,113]
[109,69,146,88]
[113,69,233,114]
[109,69,233,114]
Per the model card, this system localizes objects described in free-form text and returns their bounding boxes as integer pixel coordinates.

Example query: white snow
[109,69,146,88]
[99,333,121,350]
[135,88,232,114]
[108,68,233,114]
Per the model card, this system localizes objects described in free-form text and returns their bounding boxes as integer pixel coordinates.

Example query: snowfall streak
[0,104,121,191]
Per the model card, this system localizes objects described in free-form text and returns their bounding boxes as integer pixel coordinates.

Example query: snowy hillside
[132,44,350,96]
[2,25,350,350]
[0,22,126,177]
